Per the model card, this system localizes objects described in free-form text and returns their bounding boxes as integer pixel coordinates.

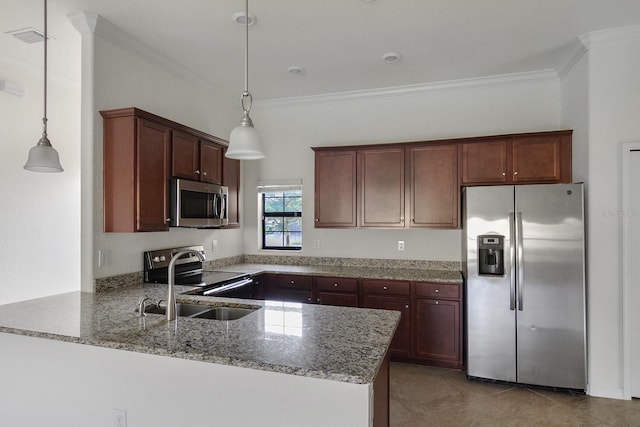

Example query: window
[261,189,302,250]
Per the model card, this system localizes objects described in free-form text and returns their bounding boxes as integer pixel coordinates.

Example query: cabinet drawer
[316,277,358,293]
[415,282,460,299]
[361,279,410,296]
[271,274,313,290]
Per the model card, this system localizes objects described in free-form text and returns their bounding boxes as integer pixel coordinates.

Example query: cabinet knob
[435,301,439,305]
[166,218,171,222]
[307,297,312,302]
[435,289,439,293]
[502,172,506,176]
[514,171,519,176]
[405,304,410,309]
[383,286,388,290]
[400,217,405,223]
[334,283,339,287]
[202,171,207,176]
[195,169,201,175]
[290,280,295,284]
[315,218,319,222]
[317,298,321,302]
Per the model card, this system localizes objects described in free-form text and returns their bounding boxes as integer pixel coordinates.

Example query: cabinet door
[361,295,411,357]
[222,148,240,227]
[136,119,171,231]
[171,130,199,181]
[314,150,357,227]
[360,147,405,227]
[276,289,314,304]
[408,144,459,228]
[414,299,460,364]
[460,140,509,185]
[200,140,223,184]
[512,135,564,183]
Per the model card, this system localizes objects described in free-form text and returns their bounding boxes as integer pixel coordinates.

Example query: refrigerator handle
[516,211,524,311]
[509,212,516,311]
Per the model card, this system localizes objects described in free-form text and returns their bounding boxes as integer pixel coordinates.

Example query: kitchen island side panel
[0,332,372,427]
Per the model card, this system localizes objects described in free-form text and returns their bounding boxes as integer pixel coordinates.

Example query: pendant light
[24,0,63,173]
[226,0,265,160]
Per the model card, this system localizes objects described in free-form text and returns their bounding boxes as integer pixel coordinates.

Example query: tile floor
[389,362,640,426]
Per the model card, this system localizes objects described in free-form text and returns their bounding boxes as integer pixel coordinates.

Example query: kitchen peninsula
[0,275,399,426]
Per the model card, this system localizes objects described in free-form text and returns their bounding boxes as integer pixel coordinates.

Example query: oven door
[170,179,228,228]
[201,277,256,298]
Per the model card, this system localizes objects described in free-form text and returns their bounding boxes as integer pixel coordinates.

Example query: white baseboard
[587,384,627,400]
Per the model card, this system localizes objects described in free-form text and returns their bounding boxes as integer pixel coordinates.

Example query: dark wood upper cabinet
[314,149,357,227]
[171,130,200,181]
[408,143,459,228]
[460,130,572,185]
[460,139,509,184]
[171,131,222,185]
[359,147,405,227]
[102,109,171,233]
[200,140,223,184]
[101,107,233,233]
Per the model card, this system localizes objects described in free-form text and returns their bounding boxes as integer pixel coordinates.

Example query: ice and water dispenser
[478,234,505,276]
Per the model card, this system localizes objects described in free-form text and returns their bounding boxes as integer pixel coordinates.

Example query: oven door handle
[202,278,254,296]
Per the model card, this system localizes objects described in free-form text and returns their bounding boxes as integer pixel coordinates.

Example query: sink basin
[145,302,211,317]
[144,302,259,320]
[193,307,257,320]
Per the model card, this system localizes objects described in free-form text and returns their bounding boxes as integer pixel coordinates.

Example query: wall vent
[6,27,47,44]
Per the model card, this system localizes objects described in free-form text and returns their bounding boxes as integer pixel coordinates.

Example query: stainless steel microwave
[169,179,228,228]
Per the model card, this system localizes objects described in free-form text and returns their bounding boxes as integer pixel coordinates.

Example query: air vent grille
[6,28,46,44]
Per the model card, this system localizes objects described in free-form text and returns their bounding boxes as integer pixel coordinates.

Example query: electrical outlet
[212,240,218,252]
[98,250,110,267]
[397,241,405,251]
[113,409,126,427]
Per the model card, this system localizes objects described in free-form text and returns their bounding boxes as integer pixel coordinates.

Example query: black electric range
[143,245,256,298]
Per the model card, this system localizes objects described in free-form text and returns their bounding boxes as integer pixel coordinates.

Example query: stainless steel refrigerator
[462,183,586,390]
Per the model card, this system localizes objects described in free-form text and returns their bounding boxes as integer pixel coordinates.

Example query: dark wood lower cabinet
[253,273,463,369]
[414,298,461,367]
[362,295,412,358]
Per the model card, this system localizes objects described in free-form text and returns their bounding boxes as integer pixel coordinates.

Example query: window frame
[260,189,302,251]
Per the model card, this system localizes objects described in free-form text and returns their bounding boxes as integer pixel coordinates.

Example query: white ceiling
[2,0,640,101]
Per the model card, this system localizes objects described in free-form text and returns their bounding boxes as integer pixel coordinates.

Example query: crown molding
[68,12,233,104]
[579,25,640,50]
[255,70,559,108]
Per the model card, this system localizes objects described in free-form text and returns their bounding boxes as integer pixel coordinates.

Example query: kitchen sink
[193,307,257,320]
[144,302,259,320]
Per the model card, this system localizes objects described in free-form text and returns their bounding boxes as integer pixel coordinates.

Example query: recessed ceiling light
[288,65,305,75]
[382,52,402,63]
[232,11,256,26]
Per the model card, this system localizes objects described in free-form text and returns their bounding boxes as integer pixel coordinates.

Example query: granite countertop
[217,263,463,283]
[0,282,400,385]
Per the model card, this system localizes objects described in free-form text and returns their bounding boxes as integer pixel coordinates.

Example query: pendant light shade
[24,0,63,173]
[226,0,265,160]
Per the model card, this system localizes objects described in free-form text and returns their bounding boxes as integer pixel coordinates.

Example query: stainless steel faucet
[166,249,205,321]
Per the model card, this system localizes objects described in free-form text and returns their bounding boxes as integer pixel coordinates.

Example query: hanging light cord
[241,0,252,115]
[40,0,49,146]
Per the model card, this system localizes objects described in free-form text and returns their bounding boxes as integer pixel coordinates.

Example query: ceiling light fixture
[226,0,265,160]
[382,52,402,63]
[24,0,63,173]
[288,65,305,75]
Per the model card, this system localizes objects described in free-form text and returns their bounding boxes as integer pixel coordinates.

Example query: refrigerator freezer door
[515,183,586,389]
[464,186,517,382]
